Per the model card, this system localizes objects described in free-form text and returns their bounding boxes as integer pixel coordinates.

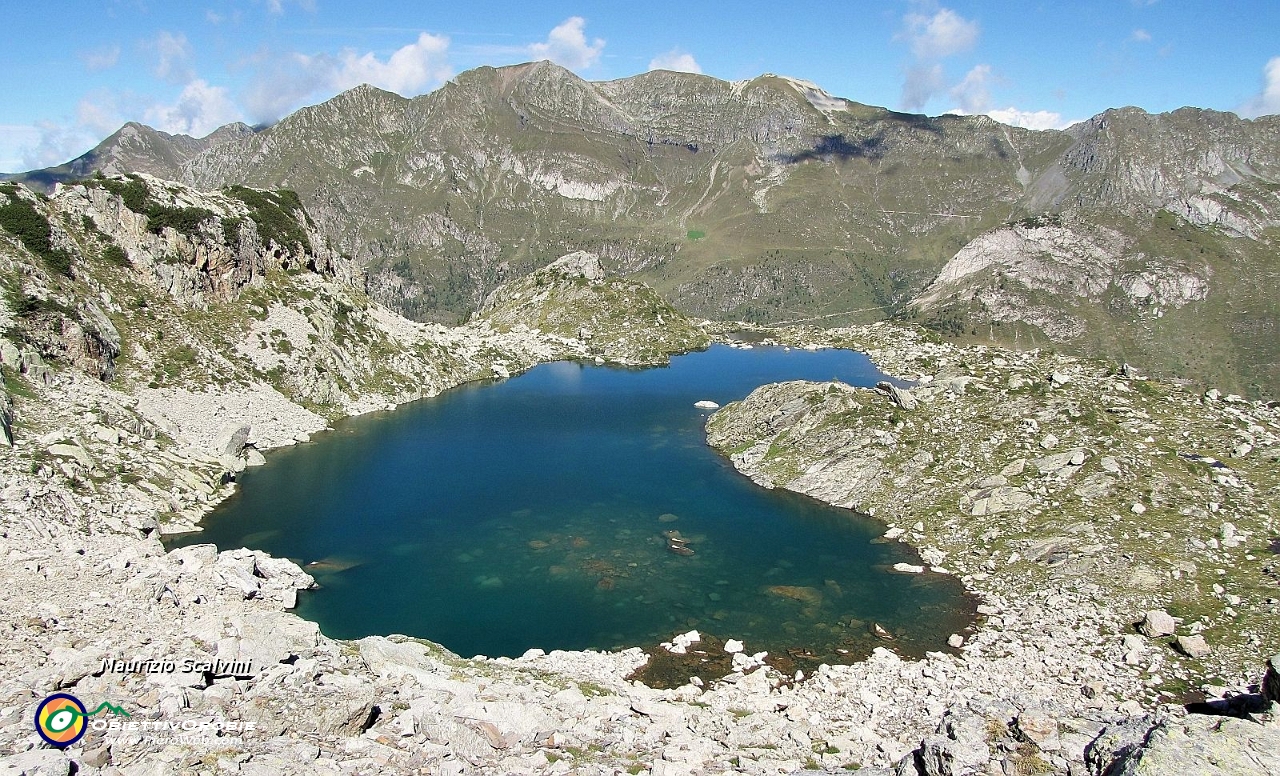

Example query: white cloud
[16,121,98,170]
[944,103,1078,131]
[949,64,992,113]
[76,96,126,137]
[330,32,452,94]
[0,124,43,172]
[144,80,244,137]
[81,45,121,72]
[151,31,194,85]
[896,5,980,111]
[10,80,245,172]
[242,33,453,124]
[263,0,316,15]
[243,52,334,124]
[8,91,134,171]
[1239,56,1280,118]
[648,49,702,74]
[985,107,1076,131]
[902,7,979,60]
[1131,28,1152,43]
[528,17,604,70]
[900,63,945,111]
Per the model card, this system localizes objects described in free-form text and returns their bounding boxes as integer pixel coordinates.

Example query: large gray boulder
[1016,708,1061,752]
[1091,714,1280,775]
[1137,610,1177,638]
[0,391,12,447]
[214,422,252,458]
[1085,716,1155,776]
[900,713,991,776]
[876,381,918,411]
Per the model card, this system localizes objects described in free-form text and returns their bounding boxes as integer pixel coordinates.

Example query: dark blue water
[170,345,971,661]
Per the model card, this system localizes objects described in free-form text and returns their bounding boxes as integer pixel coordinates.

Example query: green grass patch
[2,364,36,400]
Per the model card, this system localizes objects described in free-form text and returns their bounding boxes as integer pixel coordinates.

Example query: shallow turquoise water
[170,345,972,661]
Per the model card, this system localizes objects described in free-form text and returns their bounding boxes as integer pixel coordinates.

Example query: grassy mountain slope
[15,63,1280,394]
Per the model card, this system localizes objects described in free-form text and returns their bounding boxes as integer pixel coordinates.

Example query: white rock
[723,639,744,654]
[694,400,720,410]
[214,423,252,457]
[47,443,93,469]
[892,563,925,574]
[1175,634,1211,658]
[1138,609,1177,637]
[662,629,701,655]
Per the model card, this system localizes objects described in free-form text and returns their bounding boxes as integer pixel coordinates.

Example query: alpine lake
[169,343,974,686]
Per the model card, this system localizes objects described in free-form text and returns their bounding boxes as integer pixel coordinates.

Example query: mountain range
[9,61,1280,396]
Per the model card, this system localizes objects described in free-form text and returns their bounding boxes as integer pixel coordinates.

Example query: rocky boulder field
[1,177,1278,774]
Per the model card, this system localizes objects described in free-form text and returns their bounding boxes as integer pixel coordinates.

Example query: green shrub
[144,203,215,237]
[0,190,74,277]
[101,243,130,267]
[89,174,151,213]
[84,174,213,237]
[221,217,244,251]
[222,185,313,254]
[41,249,73,277]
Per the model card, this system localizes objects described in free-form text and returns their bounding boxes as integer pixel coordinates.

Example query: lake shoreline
[174,343,978,672]
[2,318,1275,773]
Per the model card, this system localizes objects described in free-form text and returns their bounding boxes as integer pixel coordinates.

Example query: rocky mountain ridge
[13,62,1280,395]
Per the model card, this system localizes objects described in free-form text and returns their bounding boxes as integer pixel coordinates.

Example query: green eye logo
[34,694,131,748]
[35,694,87,747]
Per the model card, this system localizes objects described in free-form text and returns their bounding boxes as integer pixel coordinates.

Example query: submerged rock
[765,585,823,604]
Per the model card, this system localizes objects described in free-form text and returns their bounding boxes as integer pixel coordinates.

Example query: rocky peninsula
[1,177,1277,774]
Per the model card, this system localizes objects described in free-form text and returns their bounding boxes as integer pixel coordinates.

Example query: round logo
[35,694,87,747]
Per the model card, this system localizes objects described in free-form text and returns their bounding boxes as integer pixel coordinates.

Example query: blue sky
[2,0,1278,173]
